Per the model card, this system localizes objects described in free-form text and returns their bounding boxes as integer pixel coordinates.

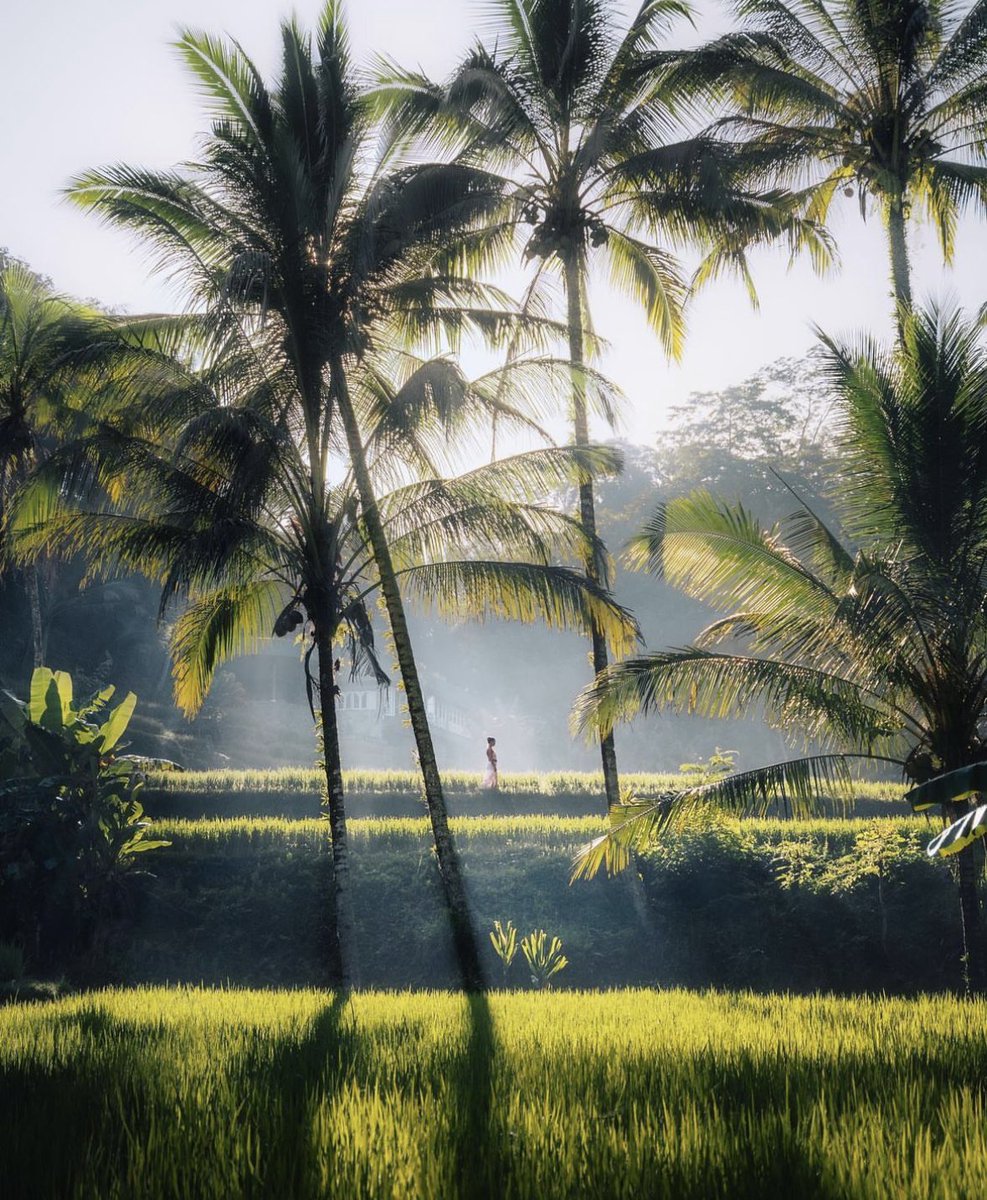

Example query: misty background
[0,293,833,776]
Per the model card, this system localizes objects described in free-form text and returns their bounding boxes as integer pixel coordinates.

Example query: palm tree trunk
[332,360,486,991]
[886,196,913,333]
[563,252,621,812]
[314,615,356,990]
[25,563,44,669]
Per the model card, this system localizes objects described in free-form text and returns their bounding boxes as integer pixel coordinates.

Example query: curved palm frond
[399,558,639,657]
[571,753,861,879]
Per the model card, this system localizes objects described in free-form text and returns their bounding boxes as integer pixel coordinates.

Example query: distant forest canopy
[0,248,837,774]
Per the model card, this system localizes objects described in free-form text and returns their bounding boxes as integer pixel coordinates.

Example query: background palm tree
[376,0,831,810]
[0,263,147,670]
[684,0,987,321]
[574,303,987,992]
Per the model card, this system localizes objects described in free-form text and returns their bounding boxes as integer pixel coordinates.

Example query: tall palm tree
[375,0,831,809]
[574,303,987,991]
[60,2,564,989]
[684,0,987,322]
[15,329,635,985]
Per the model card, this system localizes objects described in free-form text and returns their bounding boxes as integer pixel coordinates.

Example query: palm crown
[377,0,831,347]
[375,0,830,811]
[686,0,987,310]
[574,304,987,877]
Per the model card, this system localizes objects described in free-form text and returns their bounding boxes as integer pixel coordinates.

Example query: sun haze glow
[4,0,985,443]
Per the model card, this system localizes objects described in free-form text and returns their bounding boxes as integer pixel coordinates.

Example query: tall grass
[144,766,909,803]
[150,813,928,846]
[3,987,986,1199]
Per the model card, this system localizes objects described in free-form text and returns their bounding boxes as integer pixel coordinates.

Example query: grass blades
[3,987,987,1199]
[144,767,910,803]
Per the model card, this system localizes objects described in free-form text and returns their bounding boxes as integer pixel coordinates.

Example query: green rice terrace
[5,987,987,1200]
[3,766,979,1197]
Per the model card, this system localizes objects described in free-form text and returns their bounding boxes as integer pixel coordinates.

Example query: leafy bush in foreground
[0,668,169,968]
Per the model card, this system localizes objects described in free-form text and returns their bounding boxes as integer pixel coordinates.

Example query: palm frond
[399,559,639,657]
[170,580,286,716]
[571,753,857,879]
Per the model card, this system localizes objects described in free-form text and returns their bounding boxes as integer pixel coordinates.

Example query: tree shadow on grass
[230,988,355,1198]
[245,988,504,1199]
[449,991,504,1200]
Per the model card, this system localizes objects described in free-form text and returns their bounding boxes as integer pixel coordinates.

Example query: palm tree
[684,0,987,322]
[59,2,571,989]
[573,303,987,990]
[15,327,635,985]
[375,0,831,809]
[0,263,126,670]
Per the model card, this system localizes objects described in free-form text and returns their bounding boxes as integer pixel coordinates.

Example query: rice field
[3,987,986,1199]
[144,766,910,804]
[149,812,930,848]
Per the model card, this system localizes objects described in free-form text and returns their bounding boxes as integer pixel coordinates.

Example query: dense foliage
[577,304,987,985]
[0,668,168,967]
[61,813,958,993]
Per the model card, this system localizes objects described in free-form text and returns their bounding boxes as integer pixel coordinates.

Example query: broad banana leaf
[905,763,987,812]
[926,804,987,858]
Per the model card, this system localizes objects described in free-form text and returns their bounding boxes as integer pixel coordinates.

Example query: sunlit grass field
[145,766,909,803]
[4,987,986,1199]
[151,812,926,842]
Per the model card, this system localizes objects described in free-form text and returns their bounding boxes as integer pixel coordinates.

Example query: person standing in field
[483,737,498,790]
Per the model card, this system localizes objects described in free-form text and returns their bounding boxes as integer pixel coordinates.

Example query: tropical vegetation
[6,3,645,989]
[0,667,169,967]
[575,303,987,989]
[2,0,987,1017]
[683,0,987,320]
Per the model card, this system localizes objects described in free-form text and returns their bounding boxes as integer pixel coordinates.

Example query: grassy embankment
[3,987,985,1199]
[107,815,961,993]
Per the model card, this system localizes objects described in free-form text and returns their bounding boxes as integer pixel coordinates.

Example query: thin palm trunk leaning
[887,198,914,317]
[313,596,357,989]
[949,800,986,994]
[572,303,987,992]
[332,363,484,990]
[563,253,619,810]
[25,563,44,669]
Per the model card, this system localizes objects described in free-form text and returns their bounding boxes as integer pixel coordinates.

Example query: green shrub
[0,668,171,967]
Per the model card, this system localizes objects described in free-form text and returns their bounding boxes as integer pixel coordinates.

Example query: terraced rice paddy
[145,766,909,802]
[3,987,986,1199]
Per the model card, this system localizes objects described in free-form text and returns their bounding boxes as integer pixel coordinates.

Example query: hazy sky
[3,0,985,443]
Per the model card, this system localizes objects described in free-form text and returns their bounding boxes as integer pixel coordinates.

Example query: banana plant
[0,667,172,966]
[489,919,518,984]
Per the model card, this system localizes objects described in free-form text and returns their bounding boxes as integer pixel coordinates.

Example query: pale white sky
[3,0,985,443]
